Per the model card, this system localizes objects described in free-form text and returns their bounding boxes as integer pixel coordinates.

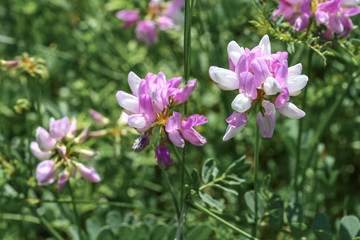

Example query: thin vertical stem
[294,50,313,202]
[161,169,180,219]
[68,182,83,240]
[253,124,260,237]
[175,202,189,240]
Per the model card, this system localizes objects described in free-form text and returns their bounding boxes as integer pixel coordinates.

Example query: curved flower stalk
[116,0,185,45]
[209,35,308,140]
[273,0,360,38]
[116,71,207,168]
[31,117,100,192]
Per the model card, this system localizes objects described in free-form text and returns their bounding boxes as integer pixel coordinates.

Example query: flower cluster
[273,0,360,38]
[31,117,101,192]
[116,71,207,168]
[116,0,185,45]
[209,35,308,140]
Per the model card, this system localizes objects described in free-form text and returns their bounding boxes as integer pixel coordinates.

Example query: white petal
[116,91,139,114]
[128,114,147,129]
[264,77,281,95]
[278,102,305,119]
[128,72,142,96]
[227,41,245,65]
[223,124,246,141]
[288,63,302,78]
[259,35,271,56]
[209,67,239,90]
[286,75,308,96]
[231,94,252,113]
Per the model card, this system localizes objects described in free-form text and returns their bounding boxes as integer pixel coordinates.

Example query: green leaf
[339,215,360,240]
[290,222,307,238]
[106,211,122,234]
[244,190,264,218]
[199,191,223,212]
[134,224,150,240]
[213,184,238,196]
[96,227,114,240]
[191,169,200,192]
[202,159,216,184]
[312,213,331,240]
[85,218,102,240]
[286,202,303,224]
[117,225,134,240]
[268,194,284,231]
[69,225,80,240]
[224,156,249,176]
[149,224,168,240]
[187,225,213,240]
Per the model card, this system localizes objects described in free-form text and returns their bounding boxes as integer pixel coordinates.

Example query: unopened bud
[1,60,19,69]
[132,134,150,152]
[74,126,90,144]
[75,149,98,159]
[89,129,108,138]
[90,109,110,126]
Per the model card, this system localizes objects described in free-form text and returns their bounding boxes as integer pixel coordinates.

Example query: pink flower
[76,163,101,182]
[36,160,57,185]
[165,112,207,148]
[116,71,206,168]
[209,35,308,139]
[90,109,110,126]
[315,0,360,38]
[136,21,157,46]
[116,0,184,45]
[116,10,139,28]
[273,0,312,31]
[1,60,20,69]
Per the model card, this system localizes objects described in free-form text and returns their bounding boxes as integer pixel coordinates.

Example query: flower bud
[90,109,110,126]
[75,149,98,159]
[36,160,57,185]
[36,127,57,151]
[155,145,173,168]
[132,134,150,152]
[67,117,77,139]
[74,126,90,144]
[57,170,69,192]
[1,60,19,69]
[89,129,108,138]
[57,145,67,157]
[76,163,101,182]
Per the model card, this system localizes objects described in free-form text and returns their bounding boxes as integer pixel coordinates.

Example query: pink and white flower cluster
[209,35,308,140]
[116,71,207,168]
[31,117,100,192]
[273,0,360,38]
[116,0,185,45]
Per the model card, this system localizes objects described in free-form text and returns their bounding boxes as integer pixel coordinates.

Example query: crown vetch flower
[315,0,360,38]
[116,71,206,167]
[116,0,185,45]
[31,117,101,192]
[209,35,308,140]
[273,0,312,31]
[155,144,174,168]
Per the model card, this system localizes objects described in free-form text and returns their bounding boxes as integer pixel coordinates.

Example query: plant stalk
[68,182,83,240]
[253,123,260,237]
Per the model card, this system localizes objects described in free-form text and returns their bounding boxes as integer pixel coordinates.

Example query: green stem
[199,174,226,191]
[30,205,65,240]
[162,169,180,218]
[190,201,258,240]
[253,122,260,237]
[294,49,313,202]
[175,202,189,240]
[68,182,83,240]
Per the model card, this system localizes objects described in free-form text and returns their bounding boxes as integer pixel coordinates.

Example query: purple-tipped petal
[36,127,57,151]
[165,112,182,132]
[172,79,197,104]
[139,94,156,122]
[30,142,52,160]
[132,134,150,152]
[67,117,77,138]
[75,149,98,159]
[77,163,101,182]
[226,112,248,128]
[36,160,57,185]
[50,117,70,140]
[57,145,66,157]
[2,60,19,69]
[181,114,207,130]
[181,128,206,146]
[74,126,90,144]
